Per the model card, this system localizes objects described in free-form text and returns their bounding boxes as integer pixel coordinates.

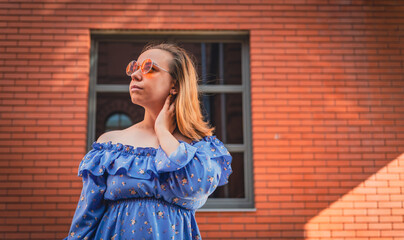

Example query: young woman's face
[129,49,175,109]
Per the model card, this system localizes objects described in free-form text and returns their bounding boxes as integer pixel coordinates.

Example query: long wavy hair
[141,43,215,141]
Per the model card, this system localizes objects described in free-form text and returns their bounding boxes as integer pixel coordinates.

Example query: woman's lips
[131,85,143,91]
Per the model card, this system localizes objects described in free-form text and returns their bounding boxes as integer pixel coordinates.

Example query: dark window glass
[200,92,243,144]
[97,42,242,85]
[211,152,245,198]
[105,113,133,132]
[96,92,144,139]
[97,42,147,85]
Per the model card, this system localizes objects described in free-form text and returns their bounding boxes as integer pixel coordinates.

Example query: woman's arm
[63,172,106,239]
[155,93,180,156]
[156,128,180,158]
[154,94,232,209]
[155,136,232,209]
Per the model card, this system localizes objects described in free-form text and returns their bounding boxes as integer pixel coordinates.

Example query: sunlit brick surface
[305,154,404,239]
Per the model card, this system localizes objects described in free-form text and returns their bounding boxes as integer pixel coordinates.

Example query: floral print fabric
[63,135,232,240]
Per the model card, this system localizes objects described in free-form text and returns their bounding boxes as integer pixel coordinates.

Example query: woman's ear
[170,80,178,95]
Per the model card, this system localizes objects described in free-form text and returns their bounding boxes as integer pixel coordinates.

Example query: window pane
[96,92,144,139]
[97,42,242,85]
[105,113,133,131]
[183,43,242,85]
[96,92,243,144]
[97,42,148,85]
[210,152,245,198]
[200,93,243,144]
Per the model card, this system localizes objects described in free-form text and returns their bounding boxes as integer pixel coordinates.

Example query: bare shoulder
[96,130,120,143]
[96,126,194,145]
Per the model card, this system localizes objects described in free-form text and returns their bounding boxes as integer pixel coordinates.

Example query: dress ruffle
[78,135,232,186]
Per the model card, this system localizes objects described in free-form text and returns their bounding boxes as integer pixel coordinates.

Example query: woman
[63,43,233,239]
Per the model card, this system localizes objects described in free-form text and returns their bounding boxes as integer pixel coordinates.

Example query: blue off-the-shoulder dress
[63,135,232,240]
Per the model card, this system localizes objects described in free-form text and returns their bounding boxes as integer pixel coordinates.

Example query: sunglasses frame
[126,58,170,76]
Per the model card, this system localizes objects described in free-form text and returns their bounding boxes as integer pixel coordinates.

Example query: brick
[380,216,403,223]
[245,224,270,231]
[306,230,331,238]
[369,223,392,230]
[220,224,245,230]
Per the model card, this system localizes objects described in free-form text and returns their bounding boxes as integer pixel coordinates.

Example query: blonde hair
[142,43,215,141]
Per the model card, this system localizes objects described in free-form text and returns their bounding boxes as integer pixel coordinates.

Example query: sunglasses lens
[142,59,153,74]
[126,60,138,76]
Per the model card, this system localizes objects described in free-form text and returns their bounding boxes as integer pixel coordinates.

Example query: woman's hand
[155,94,180,156]
[155,94,176,135]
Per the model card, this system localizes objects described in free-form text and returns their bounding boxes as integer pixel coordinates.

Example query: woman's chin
[130,98,142,106]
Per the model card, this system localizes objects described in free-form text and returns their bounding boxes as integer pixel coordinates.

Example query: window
[105,113,133,132]
[88,32,254,210]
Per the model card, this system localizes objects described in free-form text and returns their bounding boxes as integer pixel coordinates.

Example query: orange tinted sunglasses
[126,58,169,76]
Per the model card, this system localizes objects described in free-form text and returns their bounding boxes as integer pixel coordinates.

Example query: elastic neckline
[91,135,215,155]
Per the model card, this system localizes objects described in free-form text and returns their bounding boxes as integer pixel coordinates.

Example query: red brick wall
[1,1,403,239]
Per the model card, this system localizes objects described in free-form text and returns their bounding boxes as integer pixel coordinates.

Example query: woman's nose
[131,70,142,81]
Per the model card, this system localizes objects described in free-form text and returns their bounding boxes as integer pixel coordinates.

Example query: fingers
[165,93,174,110]
[166,94,172,105]
[168,95,175,113]
[163,95,171,111]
